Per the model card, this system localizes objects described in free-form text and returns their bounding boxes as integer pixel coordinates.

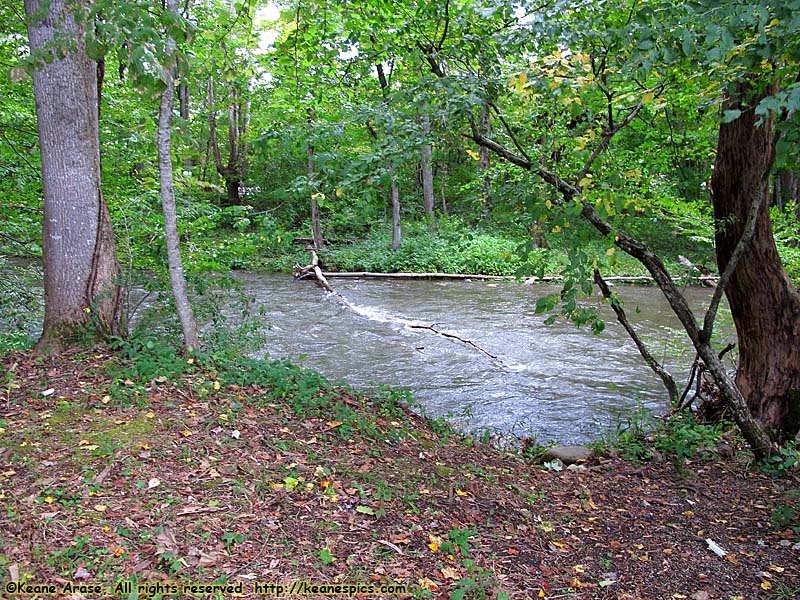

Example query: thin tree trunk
[25,0,121,354]
[420,113,435,222]
[308,109,323,249]
[374,59,402,248]
[440,162,448,215]
[391,169,402,249]
[207,77,240,205]
[711,82,800,441]
[158,0,199,352]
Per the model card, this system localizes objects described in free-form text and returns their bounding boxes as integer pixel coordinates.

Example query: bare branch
[594,268,678,405]
[488,102,531,163]
[468,122,531,170]
[701,176,767,342]
[577,85,662,183]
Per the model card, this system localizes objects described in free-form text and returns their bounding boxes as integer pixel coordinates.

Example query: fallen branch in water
[408,323,499,360]
[295,248,499,361]
[293,246,335,293]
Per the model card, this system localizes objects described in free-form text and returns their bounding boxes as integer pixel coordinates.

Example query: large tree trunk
[25,0,121,354]
[158,0,199,352]
[711,82,800,440]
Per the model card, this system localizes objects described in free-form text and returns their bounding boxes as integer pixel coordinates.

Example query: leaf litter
[0,347,798,599]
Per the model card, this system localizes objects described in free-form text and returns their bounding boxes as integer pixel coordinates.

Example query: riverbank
[1,345,798,599]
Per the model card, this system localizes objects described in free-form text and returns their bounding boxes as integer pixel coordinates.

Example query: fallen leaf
[417,578,438,591]
[440,566,459,580]
[148,478,160,489]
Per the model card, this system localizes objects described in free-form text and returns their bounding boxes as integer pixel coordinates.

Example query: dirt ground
[1,348,798,599]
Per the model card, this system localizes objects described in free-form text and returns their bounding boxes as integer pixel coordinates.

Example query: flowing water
[238,273,735,444]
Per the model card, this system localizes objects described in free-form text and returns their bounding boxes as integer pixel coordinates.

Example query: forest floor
[1,347,799,600]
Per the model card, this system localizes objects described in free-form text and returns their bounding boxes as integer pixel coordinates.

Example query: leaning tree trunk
[157,0,199,352]
[711,82,800,440]
[25,0,121,354]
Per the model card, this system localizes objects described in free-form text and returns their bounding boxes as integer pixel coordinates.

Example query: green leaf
[721,109,741,123]
[355,505,375,515]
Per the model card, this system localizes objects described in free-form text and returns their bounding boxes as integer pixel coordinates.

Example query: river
[237,273,735,444]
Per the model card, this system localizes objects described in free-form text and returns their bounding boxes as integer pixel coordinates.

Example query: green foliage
[323,218,526,275]
[652,413,724,462]
[770,489,800,535]
[606,408,727,465]
[760,443,800,477]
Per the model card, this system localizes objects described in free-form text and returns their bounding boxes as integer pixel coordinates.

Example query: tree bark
[420,113,435,221]
[207,77,241,205]
[308,109,323,249]
[25,0,121,354]
[158,0,199,352]
[390,165,402,249]
[711,82,800,440]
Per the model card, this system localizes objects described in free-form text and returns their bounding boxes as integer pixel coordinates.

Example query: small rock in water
[542,445,592,465]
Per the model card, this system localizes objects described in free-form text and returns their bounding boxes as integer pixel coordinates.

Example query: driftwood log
[293,246,335,293]
[321,272,718,286]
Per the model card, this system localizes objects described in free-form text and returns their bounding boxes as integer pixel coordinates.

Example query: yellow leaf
[326,421,343,429]
[44,496,55,504]
[78,439,91,446]
[94,504,107,512]
[606,247,615,256]
[760,581,772,590]
[642,91,655,104]
[551,540,568,548]
[182,430,193,437]
[312,192,325,200]
[213,381,221,391]
[551,225,562,234]
[466,149,480,161]
[101,395,111,404]
[538,590,545,598]
[145,412,155,419]
[335,187,343,197]
[767,565,785,573]
[455,489,469,497]
[510,72,528,93]
[545,199,553,209]
[578,177,593,187]
[186,358,194,364]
